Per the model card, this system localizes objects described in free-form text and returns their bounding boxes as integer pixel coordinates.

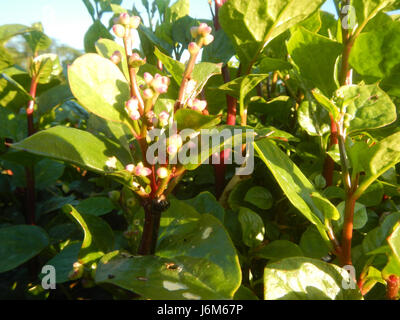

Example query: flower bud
[157,167,169,179]
[167,134,183,155]
[190,26,199,38]
[198,23,212,36]
[125,164,135,173]
[106,156,117,169]
[134,162,152,177]
[119,13,131,25]
[143,88,154,100]
[143,72,153,84]
[125,98,141,121]
[202,34,214,46]
[69,262,84,280]
[110,50,122,64]
[113,24,126,38]
[145,111,158,126]
[190,99,207,112]
[129,16,141,29]
[151,74,169,94]
[188,42,200,55]
[158,111,170,127]
[129,53,145,68]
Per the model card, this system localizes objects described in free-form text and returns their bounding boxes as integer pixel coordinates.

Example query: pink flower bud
[129,16,141,29]
[110,51,122,64]
[159,111,170,127]
[125,98,140,120]
[119,13,131,25]
[191,99,207,112]
[143,88,154,100]
[190,26,199,38]
[198,23,212,36]
[168,134,183,153]
[152,74,169,94]
[126,164,135,173]
[113,24,126,38]
[157,167,169,179]
[143,72,153,84]
[188,42,200,55]
[129,53,145,68]
[134,162,152,177]
[202,34,214,46]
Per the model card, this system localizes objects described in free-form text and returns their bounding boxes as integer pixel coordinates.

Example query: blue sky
[0,0,336,50]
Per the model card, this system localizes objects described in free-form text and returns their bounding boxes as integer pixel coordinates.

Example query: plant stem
[386,275,400,300]
[138,200,161,255]
[25,76,38,225]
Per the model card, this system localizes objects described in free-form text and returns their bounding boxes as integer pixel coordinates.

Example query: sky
[0,0,337,50]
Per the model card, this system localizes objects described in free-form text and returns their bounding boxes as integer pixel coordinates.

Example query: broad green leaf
[68,53,131,123]
[362,212,400,254]
[175,109,221,131]
[184,192,225,223]
[258,57,292,74]
[202,29,235,65]
[0,107,27,141]
[77,197,115,217]
[30,54,62,84]
[82,0,95,18]
[244,186,273,210]
[254,139,338,239]
[0,45,13,69]
[40,242,81,284]
[238,207,265,248]
[339,84,397,134]
[0,73,32,100]
[219,0,326,73]
[84,20,114,53]
[352,0,396,31]
[0,24,30,43]
[63,204,114,264]
[388,223,400,263]
[300,225,330,259]
[312,89,340,121]
[23,30,51,54]
[96,199,241,300]
[11,126,131,174]
[37,84,73,116]
[234,286,259,300]
[35,159,65,190]
[95,38,129,80]
[287,27,342,96]
[254,240,303,261]
[264,257,362,300]
[297,100,330,136]
[0,225,49,273]
[357,132,400,197]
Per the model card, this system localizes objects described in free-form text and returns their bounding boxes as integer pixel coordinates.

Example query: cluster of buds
[143,72,170,95]
[187,98,207,112]
[126,162,152,177]
[129,52,146,68]
[113,13,141,38]
[167,134,183,155]
[125,98,141,121]
[190,23,214,47]
[158,111,170,127]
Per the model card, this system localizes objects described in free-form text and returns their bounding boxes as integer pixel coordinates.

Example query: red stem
[341,193,356,265]
[386,275,400,300]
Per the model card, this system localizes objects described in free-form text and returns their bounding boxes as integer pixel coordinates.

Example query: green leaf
[254,240,303,261]
[175,109,221,131]
[0,225,49,273]
[238,207,265,248]
[244,186,273,210]
[287,27,342,96]
[95,38,129,80]
[0,24,30,43]
[11,126,131,174]
[352,0,396,32]
[362,212,400,254]
[264,257,363,300]
[30,54,62,84]
[0,45,14,69]
[202,29,235,65]
[357,131,400,197]
[339,84,397,134]
[312,89,340,121]
[35,159,65,190]
[0,73,32,100]
[388,223,400,263]
[0,108,27,141]
[77,197,115,217]
[258,56,292,74]
[334,201,368,230]
[96,199,241,300]
[23,30,52,54]
[300,225,331,259]
[184,192,225,223]
[37,84,73,116]
[63,204,114,264]
[219,0,325,73]
[82,0,96,18]
[254,139,338,237]
[68,53,131,124]
[297,100,330,136]
[40,242,81,284]
[84,20,114,53]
